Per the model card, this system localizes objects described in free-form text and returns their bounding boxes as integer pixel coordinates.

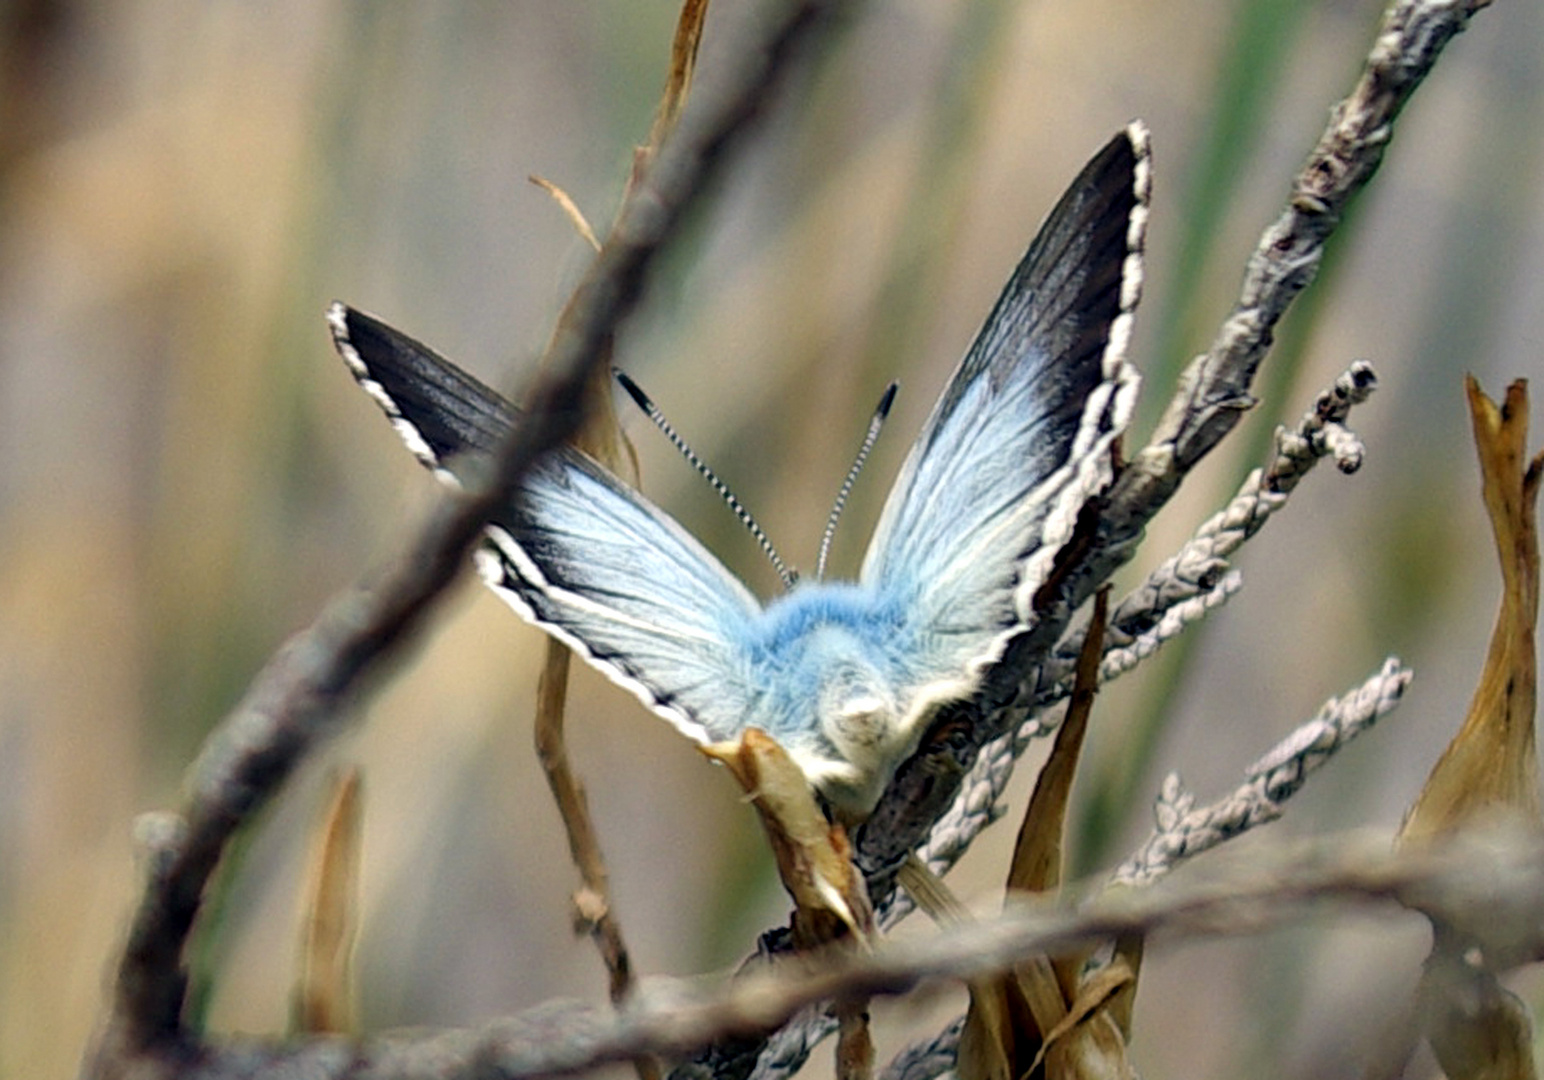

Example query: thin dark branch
[535,3,717,1055]
[84,1,852,1076]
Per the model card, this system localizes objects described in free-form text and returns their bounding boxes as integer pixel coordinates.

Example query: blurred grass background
[1,1,1541,1077]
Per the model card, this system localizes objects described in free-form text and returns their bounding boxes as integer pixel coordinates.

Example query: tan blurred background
[1,2,1542,1077]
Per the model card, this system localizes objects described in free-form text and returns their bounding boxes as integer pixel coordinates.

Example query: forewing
[328,304,763,743]
[860,124,1149,706]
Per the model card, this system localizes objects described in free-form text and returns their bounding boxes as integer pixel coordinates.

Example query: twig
[85,827,1544,1080]
[1100,0,1488,550]
[852,0,1490,915]
[532,9,720,1054]
[84,1,851,1076]
[1114,657,1414,886]
[1034,361,1379,706]
[534,645,640,1007]
[872,657,1414,1080]
[879,1016,965,1080]
[743,7,1492,1076]
[892,363,1385,907]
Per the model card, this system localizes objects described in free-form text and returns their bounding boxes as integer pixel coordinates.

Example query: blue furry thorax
[750,581,908,658]
[723,580,924,742]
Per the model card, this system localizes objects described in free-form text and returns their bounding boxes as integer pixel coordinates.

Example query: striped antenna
[614,370,797,590]
[815,382,897,581]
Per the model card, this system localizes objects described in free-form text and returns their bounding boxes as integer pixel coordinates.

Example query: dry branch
[856,0,1493,914]
[80,0,1500,1078]
[86,828,1544,1080]
[739,2,1492,1076]
[83,1,853,1076]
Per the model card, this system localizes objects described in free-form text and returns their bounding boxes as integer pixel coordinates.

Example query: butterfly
[328,123,1149,821]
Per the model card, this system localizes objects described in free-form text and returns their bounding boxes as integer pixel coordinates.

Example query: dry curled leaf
[703,728,872,948]
[1035,958,1137,1080]
[1401,377,1543,846]
[629,0,713,200]
[960,592,1138,1080]
[1390,378,1544,1080]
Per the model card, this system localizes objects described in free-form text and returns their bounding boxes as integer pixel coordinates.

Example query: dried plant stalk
[290,767,361,1034]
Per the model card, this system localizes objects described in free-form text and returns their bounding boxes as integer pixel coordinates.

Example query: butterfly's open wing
[328,304,763,744]
[859,124,1149,724]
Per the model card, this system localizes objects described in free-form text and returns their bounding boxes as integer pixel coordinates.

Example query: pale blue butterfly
[328,123,1149,820]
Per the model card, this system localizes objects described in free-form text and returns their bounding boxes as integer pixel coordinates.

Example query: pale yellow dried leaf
[528,174,601,252]
[702,729,871,944]
[958,979,1018,1080]
[291,766,361,1034]
[962,593,1131,1080]
[645,0,712,154]
[1010,591,1109,899]
[1042,1010,1137,1080]
[895,855,969,924]
[1033,959,1135,1079]
[1013,954,1076,1044]
[1401,378,1544,846]
[1019,590,1111,1001]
